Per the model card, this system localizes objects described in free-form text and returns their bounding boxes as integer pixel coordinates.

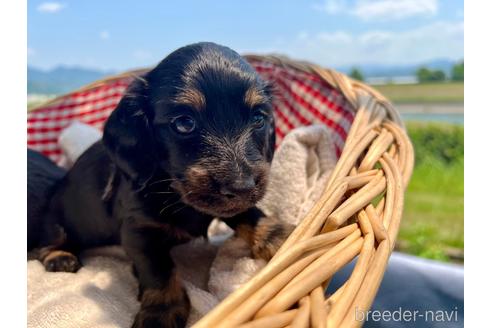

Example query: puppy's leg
[226,207,295,261]
[36,223,81,273]
[122,219,190,328]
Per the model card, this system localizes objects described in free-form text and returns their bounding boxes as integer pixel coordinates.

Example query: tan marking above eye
[173,88,206,110]
[244,87,267,108]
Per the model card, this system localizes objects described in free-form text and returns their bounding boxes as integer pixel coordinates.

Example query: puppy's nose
[220,177,256,198]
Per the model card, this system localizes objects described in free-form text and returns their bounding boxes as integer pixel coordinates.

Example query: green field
[397,122,464,262]
[373,82,464,104]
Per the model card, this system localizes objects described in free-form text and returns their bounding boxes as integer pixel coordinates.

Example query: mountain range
[27,66,116,95]
[27,58,460,95]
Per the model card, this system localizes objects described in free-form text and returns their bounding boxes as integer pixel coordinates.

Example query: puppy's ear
[103,77,157,189]
[266,115,276,162]
[264,83,276,162]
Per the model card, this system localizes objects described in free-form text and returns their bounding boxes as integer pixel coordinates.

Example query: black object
[27,149,66,250]
[328,252,464,328]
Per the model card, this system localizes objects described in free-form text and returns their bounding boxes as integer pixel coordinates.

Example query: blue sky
[28,0,464,71]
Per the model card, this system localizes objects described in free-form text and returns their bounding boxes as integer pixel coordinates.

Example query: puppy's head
[103,42,275,218]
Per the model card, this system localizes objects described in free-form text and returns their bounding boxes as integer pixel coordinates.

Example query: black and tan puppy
[32,42,294,328]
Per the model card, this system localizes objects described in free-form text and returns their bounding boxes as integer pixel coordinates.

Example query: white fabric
[28,123,338,327]
[57,121,102,168]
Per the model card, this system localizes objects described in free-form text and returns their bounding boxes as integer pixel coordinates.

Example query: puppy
[33,42,294,328]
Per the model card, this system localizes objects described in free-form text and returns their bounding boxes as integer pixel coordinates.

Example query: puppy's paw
[132,289,190,328]
[42,250,81,273]
[251,217,295,261]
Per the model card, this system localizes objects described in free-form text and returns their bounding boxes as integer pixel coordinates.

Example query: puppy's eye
[252,112,266,129]
[171,115,196,134]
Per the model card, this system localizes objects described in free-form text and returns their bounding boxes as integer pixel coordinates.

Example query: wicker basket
[27,55,414,328]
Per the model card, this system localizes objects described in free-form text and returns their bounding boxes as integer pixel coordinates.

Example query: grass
[372,82,464,104]
[396,122,464,262]
[399,160,464,261]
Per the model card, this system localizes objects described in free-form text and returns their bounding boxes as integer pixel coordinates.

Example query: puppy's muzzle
[219,176,256,199]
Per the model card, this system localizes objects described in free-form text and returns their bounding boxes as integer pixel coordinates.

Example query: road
[396,103,464,114]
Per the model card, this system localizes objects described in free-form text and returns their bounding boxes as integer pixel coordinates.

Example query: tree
[451,61,464,81]
[416,68,431,83]
[416,67,446,83]
[432,70,446,82]
[349,67,364,81]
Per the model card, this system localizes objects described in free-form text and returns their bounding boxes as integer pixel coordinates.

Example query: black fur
[30,42,284,328]
[27,149,66,250]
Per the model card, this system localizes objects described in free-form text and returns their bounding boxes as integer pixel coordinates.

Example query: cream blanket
[27,123,338,328]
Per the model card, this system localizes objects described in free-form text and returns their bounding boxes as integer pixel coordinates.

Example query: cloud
[37,2,66,13]
[314,0,438,21]
[28,47,35,57]
[358,31,393,45]
[99,30,110,40]
[353,0,438,20]
[263,21,463,67]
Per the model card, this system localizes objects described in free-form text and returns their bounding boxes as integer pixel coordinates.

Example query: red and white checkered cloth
[27,59,355,165]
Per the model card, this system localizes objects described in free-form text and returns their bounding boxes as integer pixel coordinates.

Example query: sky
[27,0,464,72]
